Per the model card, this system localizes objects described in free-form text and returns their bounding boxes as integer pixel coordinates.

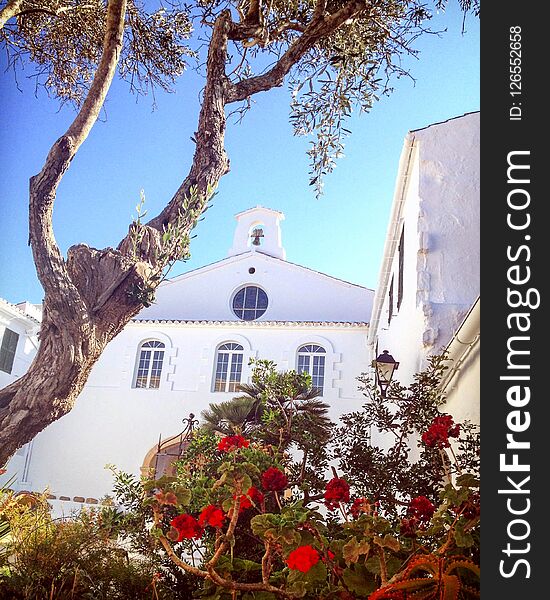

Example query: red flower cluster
[399,516,419,538]
[407,496,436,523]
[261,467,289,492]
[232,487,264,514]
[421,414,460,448]
[286,545,320,573]
[234,493,252,512]
[247,486,265,505]
[324,477,350,510]
[198,505,225,528]
[350,497,371,519]
[170,514,203,541]
[217,435,250,453]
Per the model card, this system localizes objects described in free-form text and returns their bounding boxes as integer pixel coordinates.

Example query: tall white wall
[0,300,41,489]
[372,113,480,388]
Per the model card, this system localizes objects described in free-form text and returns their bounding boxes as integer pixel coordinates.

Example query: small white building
[367,112,480,425]
[0,298,41,489]
[2,206,375,514]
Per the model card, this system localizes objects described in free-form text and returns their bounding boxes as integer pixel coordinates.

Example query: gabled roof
[0,297,42,326]
[161,249,372,291]
[410,110,480,134]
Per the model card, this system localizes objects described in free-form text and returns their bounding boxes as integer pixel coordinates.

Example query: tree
[100,359,479,598]
[0,0,480,466]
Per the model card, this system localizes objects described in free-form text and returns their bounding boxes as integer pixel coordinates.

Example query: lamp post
[372,350,399,398]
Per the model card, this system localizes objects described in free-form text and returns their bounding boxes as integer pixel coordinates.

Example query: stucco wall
[18,321,369,504]
[138,251,373,323]
[373,113,480,388]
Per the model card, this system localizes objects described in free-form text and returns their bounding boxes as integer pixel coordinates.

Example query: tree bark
[0,0,24,29]
[0,0,368,467]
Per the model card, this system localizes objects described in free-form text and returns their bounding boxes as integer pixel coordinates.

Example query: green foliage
[0,489,178,599]
[332,353,480,519]
[0,0,195,106]
[105,354,479,599]
[0,357,480,598]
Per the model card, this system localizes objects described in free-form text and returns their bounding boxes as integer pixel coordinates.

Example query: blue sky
[0,4,479,305]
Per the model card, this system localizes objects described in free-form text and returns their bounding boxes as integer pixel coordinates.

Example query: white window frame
[213,342,244,392]
[297,344,326,395]
[134,340,166,389]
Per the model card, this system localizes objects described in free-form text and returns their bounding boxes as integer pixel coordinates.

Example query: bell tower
[228,206,286,260]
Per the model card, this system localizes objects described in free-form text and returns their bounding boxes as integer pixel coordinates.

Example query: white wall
[0,300,40,489]
[372,113,480,388]
[21,321,370,506]
[139,251,373,323]
[0,301,40,389]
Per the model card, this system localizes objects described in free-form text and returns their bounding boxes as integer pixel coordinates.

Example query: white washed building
[0,298,41,489]
[2,206,374,513]
[367,112,480,425]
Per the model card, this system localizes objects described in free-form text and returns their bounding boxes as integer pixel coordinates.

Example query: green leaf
[343,536,371,565]
[342,564,377,596]
[373,534,400,552]
[456,473,480,488]
[454,524,475,548]
[285,580,307,598]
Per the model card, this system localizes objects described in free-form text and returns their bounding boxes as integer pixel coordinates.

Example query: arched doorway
[141,414,199,479]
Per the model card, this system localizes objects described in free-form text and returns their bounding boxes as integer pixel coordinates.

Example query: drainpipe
[439,296,480,393]
[367,134,417,360]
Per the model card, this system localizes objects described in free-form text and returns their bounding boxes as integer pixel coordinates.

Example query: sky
[0,3,480,306]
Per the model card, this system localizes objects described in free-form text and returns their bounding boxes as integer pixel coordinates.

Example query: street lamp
[372,350,399,398]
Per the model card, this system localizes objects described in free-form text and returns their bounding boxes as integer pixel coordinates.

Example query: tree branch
[28,0,126,306]
[146,9,231,231]
[225,0,366,103]
[0,0,24,29]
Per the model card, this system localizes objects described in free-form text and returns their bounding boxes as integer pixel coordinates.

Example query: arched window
[232,286,268,321]
[134,340,165,389]
[214,342,244,392]
[297,344,326,395]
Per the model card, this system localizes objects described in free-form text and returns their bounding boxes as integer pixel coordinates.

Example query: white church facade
[2,206,375,514]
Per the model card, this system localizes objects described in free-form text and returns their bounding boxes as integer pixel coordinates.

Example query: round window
[232,286,268,321]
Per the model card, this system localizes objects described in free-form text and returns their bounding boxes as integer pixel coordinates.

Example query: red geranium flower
[261,467,289,492]
[324,477,350,509]
[421,414,461,448]
[407,496,436,523]
[198,505,225,528]
[399,516,419,538]
[247,486,265,505]
[286,545,320,573]
[170,514,203,540]
[217,435,250,453]
[350,497,371,519]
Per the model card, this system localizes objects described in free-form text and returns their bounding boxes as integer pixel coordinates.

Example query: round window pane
[232,286,268,320]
